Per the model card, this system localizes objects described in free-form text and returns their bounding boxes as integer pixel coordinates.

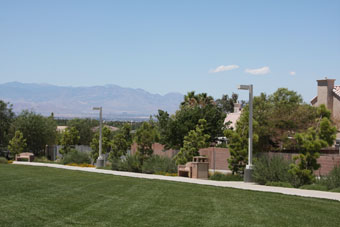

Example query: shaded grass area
[0,165,339,227]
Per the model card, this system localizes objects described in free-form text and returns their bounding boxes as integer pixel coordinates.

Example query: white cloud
[209,65,239,73]
[290,71,296,76]
[245,66,270,75]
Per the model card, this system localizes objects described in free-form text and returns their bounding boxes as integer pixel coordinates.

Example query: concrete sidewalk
[13,161,340,202]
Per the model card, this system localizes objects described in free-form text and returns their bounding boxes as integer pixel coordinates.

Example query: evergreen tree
[134,121,158,164]
[8,130,27,157]
[175,119,210,165]
[289,104,337,186]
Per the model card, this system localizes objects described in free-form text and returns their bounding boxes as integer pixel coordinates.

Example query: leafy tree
[228,89,317,154]
[67,118,98,145]
[8,130,27,157]
[90,126,113,161]
[289,104,337,186]
[59,127,80,155]
[134,121,159,164]
[216,93,239,113]
[157,91,225,150]
[11,110,57,155]
[224,88,317,174]
[0,100,15,148]
[110,123,133,160]
[175,119,210,165]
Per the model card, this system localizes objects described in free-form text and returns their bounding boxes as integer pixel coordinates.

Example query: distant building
[311,77,340,140]
[224,103,242,129]
[56,126,68,133]
[311,78,340,119]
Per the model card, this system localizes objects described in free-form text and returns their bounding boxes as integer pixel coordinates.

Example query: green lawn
[0,165,339,227]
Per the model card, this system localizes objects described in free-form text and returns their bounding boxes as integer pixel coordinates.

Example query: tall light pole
[238,84,253,182]
[93,107,104,168]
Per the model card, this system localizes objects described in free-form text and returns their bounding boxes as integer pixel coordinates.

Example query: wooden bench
[15,152,34,162]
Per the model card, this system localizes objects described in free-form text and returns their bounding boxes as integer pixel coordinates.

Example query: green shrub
[62,150,91,165]
[112,154,142,173]
[142,155,177,174]
[209,172,243,181]
[33,156,59,164]
[253,155,294,185]
[0,157,8,164]
[265,181,293,188]
[299,184,328,191]
[17,158,28,162]
[330,187,340,193]
[319,165,340,190]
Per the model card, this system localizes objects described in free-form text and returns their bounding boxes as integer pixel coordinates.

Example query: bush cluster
[62,150,91,165]
[111,154,177,174]
[0,157,8,164]
[253,155,296,186]
[253,155,340,192]
[316,165,340,190]
[33,156,56,163]
[142,155,177,174]
[111,154,142,173]
[209,172,243,181]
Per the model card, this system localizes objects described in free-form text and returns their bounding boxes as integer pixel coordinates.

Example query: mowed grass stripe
[0,164,339,227]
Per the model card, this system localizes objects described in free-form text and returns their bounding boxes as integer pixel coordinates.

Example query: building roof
[333,86,340,98]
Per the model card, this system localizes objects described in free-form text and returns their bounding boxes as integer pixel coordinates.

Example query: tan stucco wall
[316,79,335,111]
[333,96,340,120]
[333,96,340,137]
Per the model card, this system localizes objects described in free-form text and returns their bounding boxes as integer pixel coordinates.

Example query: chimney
[233,103,241,113]
[316,77,335,111]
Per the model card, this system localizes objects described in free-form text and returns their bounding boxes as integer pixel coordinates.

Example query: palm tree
[181,91,198,107]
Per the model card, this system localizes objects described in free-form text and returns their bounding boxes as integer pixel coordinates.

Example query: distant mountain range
[0,82,183,120]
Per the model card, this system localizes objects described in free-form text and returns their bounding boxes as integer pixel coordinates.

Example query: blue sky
[1,0,339,101]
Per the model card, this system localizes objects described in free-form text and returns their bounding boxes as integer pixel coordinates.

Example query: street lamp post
[238,84,254,182]
[93,107,104,168]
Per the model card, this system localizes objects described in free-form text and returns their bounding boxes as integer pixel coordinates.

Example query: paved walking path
[14,161,340,202]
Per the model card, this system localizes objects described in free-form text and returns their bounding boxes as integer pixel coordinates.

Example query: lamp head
[238,85,250,90]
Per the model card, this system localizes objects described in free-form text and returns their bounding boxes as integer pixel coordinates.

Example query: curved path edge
[13,161,340,202]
